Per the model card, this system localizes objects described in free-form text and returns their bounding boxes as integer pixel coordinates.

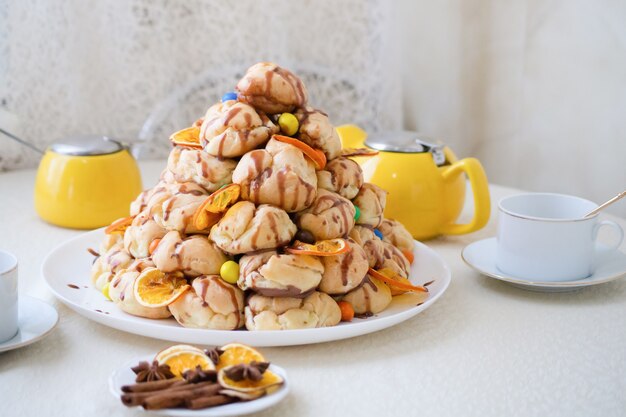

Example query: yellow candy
[102,282,111,301]
[220,261,240,284]
[278,113,299,136]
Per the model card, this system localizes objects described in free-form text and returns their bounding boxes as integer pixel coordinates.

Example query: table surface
[1,160,625,417]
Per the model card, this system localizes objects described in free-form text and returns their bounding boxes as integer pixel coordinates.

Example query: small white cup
[0,250,18,342]
[496,193,624,281]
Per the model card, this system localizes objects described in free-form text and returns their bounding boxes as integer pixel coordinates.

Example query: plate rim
[43,228,451,346]
[462,237,626,288]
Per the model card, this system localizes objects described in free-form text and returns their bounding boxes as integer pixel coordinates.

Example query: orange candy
[338,301,355,322]
[402,249,415,265]
[273,134,326,170]
[148,238,161,255]
[105,216,134,235]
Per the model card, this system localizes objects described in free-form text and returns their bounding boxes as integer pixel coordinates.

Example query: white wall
[397,0,626,215]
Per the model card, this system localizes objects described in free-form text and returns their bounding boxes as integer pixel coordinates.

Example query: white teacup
[496,193,624,281]
[0,250,18,342]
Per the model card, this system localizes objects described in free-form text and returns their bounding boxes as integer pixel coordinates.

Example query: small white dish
[109,355,289,417]
[0,295,59,353]
[462,237,626,292]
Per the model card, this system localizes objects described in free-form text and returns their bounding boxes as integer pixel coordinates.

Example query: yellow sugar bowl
[34,136,142,229]
[337,125,490,240]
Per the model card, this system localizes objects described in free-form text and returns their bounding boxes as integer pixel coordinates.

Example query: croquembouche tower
[91,62,427,331]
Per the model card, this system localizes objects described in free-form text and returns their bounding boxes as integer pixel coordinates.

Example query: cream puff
[91,244,134,291]
[232,137,317,212]
[316,157,364,200]
[164,146,236,192]
[343,276,392,316]
[352,183,387,228]
[151,231,228,277]
[380,241,411,278]
[295,107,341,160]
[210,201,297,254]
[238,251,323,297]
[168,275,244,330]
[379,219,415,253]
[124,211,168,258]
[295,189,356,240]
[108,260,172,319]
[152,191,208,234]
[348,225,385,268]
[244,291,341,331]
[318,239,369,295]
[130,181,208,217]
[236,62,308,114]
[200,100,278,158]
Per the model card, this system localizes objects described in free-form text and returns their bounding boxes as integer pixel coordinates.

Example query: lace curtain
[0,0,401,168]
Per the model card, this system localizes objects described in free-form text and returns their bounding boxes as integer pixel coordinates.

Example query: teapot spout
[336,124,367,149]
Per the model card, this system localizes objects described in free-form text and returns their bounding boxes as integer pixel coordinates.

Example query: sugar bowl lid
[49,135,124,156]
[365,131,446,165]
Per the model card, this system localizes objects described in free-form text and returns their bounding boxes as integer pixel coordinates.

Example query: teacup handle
[439,157,491,235]
[593,220,624,250]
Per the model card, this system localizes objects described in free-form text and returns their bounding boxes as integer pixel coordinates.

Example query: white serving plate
[43,229,450,346]
[109,355,288,417]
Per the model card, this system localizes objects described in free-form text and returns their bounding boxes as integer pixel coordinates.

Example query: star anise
[204,347,224,366]
[223,361,270,382]
[131,360,175,383]
[182,365,218,383]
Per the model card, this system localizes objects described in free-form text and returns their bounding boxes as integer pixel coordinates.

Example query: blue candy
[374,228,383,239]
[221,92,238,102]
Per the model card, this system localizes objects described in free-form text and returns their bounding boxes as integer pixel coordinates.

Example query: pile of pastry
[90,62,427,331]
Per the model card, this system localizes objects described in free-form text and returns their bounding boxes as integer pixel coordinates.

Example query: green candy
[354,205,361,221]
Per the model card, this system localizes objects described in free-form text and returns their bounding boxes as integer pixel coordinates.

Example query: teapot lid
[365,131,446,165]
[49,135,124,156]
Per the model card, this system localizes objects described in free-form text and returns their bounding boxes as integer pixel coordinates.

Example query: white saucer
[0,296,59,353]
[109,355,289,416]
[462,238,626,292]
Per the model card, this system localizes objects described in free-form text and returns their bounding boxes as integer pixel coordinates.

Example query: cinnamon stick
[122,378,186,393]
[186,394,234,410]
[121,381,216,407]
[142,384,222,410]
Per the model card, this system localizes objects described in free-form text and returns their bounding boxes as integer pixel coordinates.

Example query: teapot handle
[439,157,491,235]
[336,124,367,149]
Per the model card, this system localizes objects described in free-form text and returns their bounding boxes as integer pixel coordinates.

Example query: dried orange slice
[105,216,134,235]
[368,268,428,294]
[340,147,379,157]
[285,238,349,256]
[216,343,265,371]
[155,344,206,363]
[157,349,214,378]
[133,268,190,308]
[170,126,202,149]
[217,366,283,393]
[192,184,241,230]
[148,238,162,255]
[273,134,326,170]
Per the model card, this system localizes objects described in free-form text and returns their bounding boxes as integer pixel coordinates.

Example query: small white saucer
[462,238,626,292]
[0,296,59,353]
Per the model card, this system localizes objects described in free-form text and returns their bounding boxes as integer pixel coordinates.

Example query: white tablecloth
[1,161,625,417]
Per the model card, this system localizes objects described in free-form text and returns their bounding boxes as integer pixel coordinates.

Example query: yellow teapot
[34,136,142,229]
[337,125,490,240]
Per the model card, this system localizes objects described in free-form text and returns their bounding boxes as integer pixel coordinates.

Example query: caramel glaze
[339,249,354,286]
[163,197,176,221]
[223,106,242,126]
[254,286,315,299]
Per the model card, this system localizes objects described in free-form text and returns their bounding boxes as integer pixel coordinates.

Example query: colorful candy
[221,92,238,102]
[278,113,299,136]
[354,205,361,221]
[374,228,383,240]
[220,260,240,284]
